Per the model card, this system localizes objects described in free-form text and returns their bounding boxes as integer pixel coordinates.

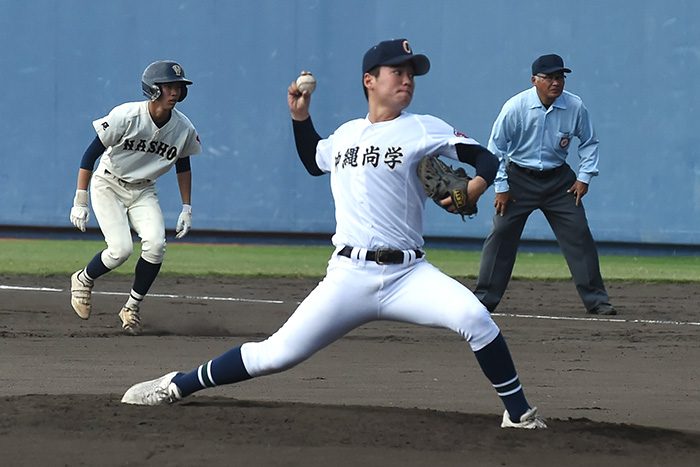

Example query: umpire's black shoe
[588,303,617,316]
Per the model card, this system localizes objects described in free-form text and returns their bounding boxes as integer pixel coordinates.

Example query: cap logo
[402,40,412,54]
[172,64,183,76]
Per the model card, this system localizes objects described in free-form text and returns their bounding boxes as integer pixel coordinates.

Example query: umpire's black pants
[474,163,610,313]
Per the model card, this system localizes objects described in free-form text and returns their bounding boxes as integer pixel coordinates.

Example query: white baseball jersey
[92,101,201,183]
[316,112,480,250]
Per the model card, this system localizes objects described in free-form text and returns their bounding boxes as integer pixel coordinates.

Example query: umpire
[475,54,616,316]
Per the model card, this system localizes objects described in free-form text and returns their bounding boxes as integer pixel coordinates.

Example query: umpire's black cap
[362,39,430,75]
[531,54,572,75]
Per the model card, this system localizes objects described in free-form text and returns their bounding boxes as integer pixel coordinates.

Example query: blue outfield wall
[1,0,699,247]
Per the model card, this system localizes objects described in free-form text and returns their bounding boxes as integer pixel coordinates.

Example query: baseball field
[1,239,699,466]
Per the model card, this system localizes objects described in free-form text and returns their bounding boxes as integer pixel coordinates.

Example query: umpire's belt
[510,163,565,179]
[337,246,424,265]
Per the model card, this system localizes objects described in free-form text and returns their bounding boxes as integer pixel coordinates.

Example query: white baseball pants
[241,251,500,377]
[90,168,166,268]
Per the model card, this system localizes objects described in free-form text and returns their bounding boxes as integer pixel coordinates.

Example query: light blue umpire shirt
[487,86,599,194]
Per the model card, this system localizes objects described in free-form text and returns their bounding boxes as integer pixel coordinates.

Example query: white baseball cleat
[121,372,182,405]
[70,270,93,319]
[119,305,142,335]
[501,407,547,429]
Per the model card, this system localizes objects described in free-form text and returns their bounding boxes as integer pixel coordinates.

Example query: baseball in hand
[296,72,316,94]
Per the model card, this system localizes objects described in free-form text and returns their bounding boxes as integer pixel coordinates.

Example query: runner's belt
[104,169,152,186]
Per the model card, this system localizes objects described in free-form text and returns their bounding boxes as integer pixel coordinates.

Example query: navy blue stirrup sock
[132,257,162,296]
[85,251,111,280]
[172,346,251,397]
[473,332,530,421]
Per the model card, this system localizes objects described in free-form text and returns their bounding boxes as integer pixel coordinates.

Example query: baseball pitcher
[120,40,546,430]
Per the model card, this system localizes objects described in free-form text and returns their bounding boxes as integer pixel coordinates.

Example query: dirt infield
[1,274,699,466]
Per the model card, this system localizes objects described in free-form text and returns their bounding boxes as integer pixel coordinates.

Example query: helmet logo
[172,64,183,77]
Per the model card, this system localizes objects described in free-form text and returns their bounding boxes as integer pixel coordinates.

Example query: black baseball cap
[531,54,571,75]
[362,39,430,75]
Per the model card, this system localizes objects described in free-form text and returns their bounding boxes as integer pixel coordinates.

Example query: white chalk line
[491,312,700,327]
[2,283,699,327]
[0,284,284,305]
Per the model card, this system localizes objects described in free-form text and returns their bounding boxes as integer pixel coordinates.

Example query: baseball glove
[417,156,477,220]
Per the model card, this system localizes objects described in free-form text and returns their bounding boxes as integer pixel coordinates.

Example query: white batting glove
[69,189,90,232]
[175,204,192,239]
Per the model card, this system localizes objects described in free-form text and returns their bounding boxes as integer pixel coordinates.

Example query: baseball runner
[69,60,201,335]
[121,39,546,429]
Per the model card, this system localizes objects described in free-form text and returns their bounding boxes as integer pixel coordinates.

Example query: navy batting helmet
[141,60,193,102]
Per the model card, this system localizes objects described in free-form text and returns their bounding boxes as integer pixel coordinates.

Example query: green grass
[0,238,698,282]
